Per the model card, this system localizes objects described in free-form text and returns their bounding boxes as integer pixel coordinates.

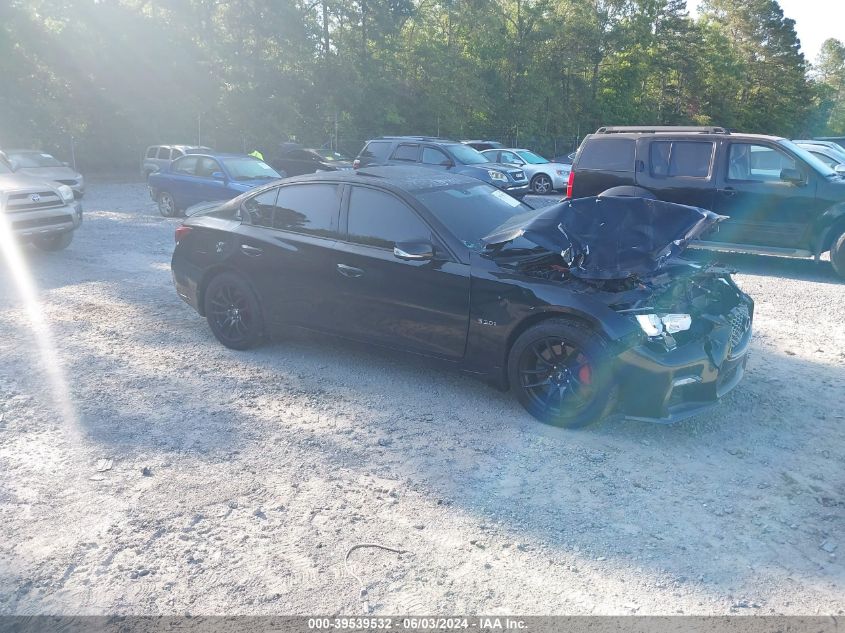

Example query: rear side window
[391,144,420,162]
[146,147,158,159]
[157,147,172,160]
[360,141,392,161]
[577,138,635,171]
[171,156,198,175]
[649,141,713,178]
[272,184,340,236]
[347,187,431,249]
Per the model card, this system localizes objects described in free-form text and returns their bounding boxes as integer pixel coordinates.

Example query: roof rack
[379,135,456,142]
[595,126,730,135]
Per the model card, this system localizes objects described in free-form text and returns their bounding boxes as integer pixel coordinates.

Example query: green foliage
[0,0,833,168]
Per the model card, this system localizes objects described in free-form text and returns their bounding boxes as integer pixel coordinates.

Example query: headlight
[556,169,568,176]
[634,313,692,337]
[487,170,508,183]
[57,185,74,202]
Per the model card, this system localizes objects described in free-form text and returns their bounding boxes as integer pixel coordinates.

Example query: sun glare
[0,205,79,435]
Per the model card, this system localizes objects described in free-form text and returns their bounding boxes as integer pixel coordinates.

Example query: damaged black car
[171,166,753,427]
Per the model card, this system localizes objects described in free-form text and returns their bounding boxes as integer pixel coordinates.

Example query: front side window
[171,156,198,175]
[728,143,796,182]
[361,141,392,161]
[499,151,524,165]
[146,147,158,159]
[421,147,450,166]
[272,184,340,236]
[242,188,278,227]
[347,187,431,249]
[196,157,222,178]
[649,141,713,178]
[391,144,420,162]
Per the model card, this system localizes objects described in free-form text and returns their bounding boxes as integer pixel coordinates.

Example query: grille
[509,170,526,181]
[728,304,751,348]
[5,190,63,213]
[12,216,74,230]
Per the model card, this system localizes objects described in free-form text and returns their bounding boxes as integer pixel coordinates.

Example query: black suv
[354,136,530,197]
[568,126,845,278]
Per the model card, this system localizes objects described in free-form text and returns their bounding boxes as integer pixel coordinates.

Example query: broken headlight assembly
[635,313,692,337]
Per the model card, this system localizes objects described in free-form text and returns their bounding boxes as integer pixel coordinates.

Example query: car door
[194,157,231,203]
[234,183,342,330]
[711,141,822,249]
[167,155,201,208]
[634,138,716,210]
[328,185,471,359]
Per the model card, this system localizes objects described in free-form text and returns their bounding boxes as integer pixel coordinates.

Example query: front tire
[531,173,553,194]
[203,272,264,350]
[158,191,177,217]
[508,319,617,428]
[32,232,73,251]
[831,230,845,279]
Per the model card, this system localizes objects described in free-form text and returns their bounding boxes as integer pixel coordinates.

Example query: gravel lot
[0,181,843,616]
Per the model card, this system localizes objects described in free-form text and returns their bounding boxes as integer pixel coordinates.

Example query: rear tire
[831,230,845,279]
[32,232,73,251]
[203,272,264,350]
[508,319,617,428]
[158,191,177,217]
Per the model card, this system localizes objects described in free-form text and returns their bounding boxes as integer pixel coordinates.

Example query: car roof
[280,165,481,191]
[587,131,786,142]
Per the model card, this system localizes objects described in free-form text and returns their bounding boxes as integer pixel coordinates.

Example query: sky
[689,0,845,63]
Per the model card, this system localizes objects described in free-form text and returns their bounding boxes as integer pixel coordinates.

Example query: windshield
[778,140,836,177]
[447,144,490,165]
[415,182,537,249]
[315,149,350,161]
[9,151,63,168]
[516,150,549,164]
[221,157,281,181]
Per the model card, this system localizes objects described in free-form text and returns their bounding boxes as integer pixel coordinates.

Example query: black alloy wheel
[508,319,616,427]
[204,273,264,350]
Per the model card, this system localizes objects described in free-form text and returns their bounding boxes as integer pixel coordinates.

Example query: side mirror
[62,161,70,167]
[440,159,454,168]
[780,167,804,184]
[835,164,845,177]
[211,171,226,181]
[8,159,19,171]
[393,241,434,261]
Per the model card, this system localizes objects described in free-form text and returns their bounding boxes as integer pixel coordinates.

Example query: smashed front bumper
[615,300,753,423]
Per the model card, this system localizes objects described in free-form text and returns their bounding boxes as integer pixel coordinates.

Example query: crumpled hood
[483,196,725,280]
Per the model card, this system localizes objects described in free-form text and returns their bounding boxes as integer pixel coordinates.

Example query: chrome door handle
[336,263,364,278]
[719,188,737,197]
[240,244,263,256]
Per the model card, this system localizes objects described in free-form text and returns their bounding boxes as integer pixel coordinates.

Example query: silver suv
[142,145,211,180]
[0,159,82,251]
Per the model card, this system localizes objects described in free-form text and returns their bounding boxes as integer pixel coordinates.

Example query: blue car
[148,153,284,217]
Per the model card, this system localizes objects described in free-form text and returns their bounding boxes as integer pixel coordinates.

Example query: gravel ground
[0,182,843,616]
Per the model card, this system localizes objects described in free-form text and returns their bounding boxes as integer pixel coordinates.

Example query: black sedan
[171,167,753,427]
[269,147,354,177]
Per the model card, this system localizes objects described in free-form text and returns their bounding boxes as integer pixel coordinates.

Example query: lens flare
[0,203,79,434]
